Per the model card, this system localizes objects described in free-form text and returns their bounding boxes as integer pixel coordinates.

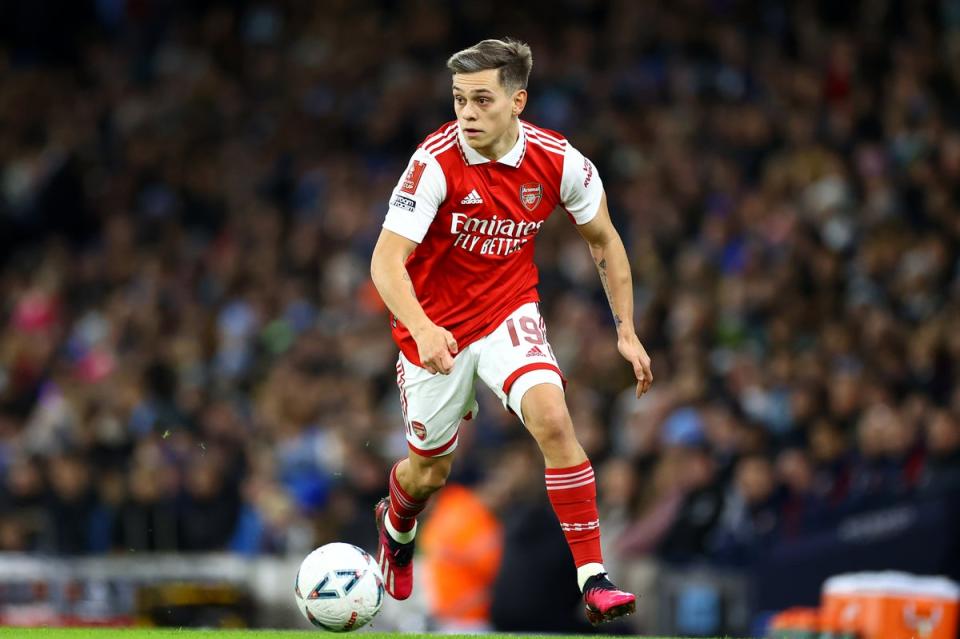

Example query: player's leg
[377,350,478,600]
[382,447,456,548]
[518,384,636,624]
[393,447,456,500]
[519,382,586,466]
[476,302,635,624]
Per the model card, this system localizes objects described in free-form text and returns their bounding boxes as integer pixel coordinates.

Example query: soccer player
[369,38,652,625]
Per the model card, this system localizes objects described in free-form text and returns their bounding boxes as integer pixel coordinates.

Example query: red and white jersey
[382,119,603,366]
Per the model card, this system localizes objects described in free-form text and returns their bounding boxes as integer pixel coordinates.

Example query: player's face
[452,69,525,155]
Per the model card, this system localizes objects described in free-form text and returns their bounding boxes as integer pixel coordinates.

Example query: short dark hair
[446,38,533,92]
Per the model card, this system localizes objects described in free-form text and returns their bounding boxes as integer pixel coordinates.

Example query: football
[295,542,385,632]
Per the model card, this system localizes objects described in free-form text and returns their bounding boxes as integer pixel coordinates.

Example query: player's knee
[423,465,449,492]
[526,403,575,448]
[411,463,449,494]
[408,454,453,496]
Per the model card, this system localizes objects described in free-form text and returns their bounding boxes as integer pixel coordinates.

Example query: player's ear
[512,89,527,117]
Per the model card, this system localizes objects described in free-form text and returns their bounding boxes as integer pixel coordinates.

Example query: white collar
[458,123,526,167]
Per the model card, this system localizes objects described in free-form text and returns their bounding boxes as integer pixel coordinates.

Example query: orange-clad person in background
[419,447,533,632]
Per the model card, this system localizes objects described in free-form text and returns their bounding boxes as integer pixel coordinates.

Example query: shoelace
[583,573,616,593]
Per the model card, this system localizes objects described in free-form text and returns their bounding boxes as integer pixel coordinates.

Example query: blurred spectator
[615,443,706,561]
[921,409,960,494]
[489,442,594,634]
[0,516,30,552]
[596,456,638,560]
[655,445,723,562]
[320,445,387,553]
[43,454,98,554]
[114,463,178,552]
[0,456,46,549]
[418,449,534,633]
[775,446,817,538]
[0,0,954,598]
[807,418,852,509]
[177,453,240,552]
[848,402,925,507]
[711,455,781,564]
[231,473,311,556]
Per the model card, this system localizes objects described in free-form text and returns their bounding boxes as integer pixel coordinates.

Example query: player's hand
[413,323,458,375]
[617,332,652,397]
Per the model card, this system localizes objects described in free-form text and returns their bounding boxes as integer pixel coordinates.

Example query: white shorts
[395,302,566,457]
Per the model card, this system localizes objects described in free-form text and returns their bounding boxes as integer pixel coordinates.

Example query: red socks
[388,461,427,533]
[386,457,604,575]
[545,460,603,567]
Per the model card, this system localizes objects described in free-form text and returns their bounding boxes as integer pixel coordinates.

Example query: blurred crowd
[0,0,958,609]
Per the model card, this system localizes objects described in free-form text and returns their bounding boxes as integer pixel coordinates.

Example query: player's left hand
[617,333,652,397]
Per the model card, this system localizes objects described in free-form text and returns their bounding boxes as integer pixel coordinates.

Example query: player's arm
[371,149,457,375]
[575,194,652,396]
[370,229,457,375]
[561,143,652,397]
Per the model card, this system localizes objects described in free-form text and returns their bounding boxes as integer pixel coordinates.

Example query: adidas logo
[460,189,483,205]
[526,346,545,358]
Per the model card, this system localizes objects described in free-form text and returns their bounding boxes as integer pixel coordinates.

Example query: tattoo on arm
[401,271,418,300]
[595,257,623,327]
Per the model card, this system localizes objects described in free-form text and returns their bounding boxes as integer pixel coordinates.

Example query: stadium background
[0,0,959,635]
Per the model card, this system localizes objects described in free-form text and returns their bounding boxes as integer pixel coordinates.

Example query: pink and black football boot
[374,497,415,600]
[582,573,637,625]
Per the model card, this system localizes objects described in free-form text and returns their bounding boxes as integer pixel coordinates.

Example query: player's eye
[477,97,490,105]
[454,96,466,105]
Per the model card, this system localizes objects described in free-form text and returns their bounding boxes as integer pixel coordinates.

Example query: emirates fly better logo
[450,212,544,256]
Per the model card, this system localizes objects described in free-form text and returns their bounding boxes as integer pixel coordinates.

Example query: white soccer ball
[295,542,385,632]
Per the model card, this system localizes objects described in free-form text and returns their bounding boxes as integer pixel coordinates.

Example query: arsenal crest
[520,182,542,211]
[411,421,427,440]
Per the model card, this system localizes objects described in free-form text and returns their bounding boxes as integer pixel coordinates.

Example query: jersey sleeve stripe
[527,137,565,156]
[525,131,566,151]
[522,124,566,147]
[524,129,567,152]
[426,138,458,158]
[422,127,458,153]
[422,122,457,144]
[527,126,565,145]
[421,123,458,149]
